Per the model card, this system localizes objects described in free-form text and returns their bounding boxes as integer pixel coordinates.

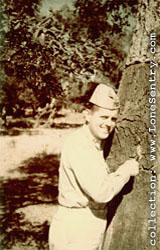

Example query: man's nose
[104,118,112,127]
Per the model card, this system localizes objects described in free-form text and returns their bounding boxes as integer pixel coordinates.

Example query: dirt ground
[0,127,76,178]
[0,112,84,249]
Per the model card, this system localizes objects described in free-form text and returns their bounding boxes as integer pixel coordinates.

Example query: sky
[40,0,74,16]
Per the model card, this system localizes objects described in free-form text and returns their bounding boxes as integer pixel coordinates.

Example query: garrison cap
[89,84,120,110]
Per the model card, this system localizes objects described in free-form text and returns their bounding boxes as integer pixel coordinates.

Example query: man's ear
[82,109,91,123]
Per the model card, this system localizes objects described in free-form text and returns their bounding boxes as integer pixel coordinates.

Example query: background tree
[0,0,138,127]
[104,0,160,249]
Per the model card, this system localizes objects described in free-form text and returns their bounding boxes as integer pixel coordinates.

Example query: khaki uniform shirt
[58,125,130,209]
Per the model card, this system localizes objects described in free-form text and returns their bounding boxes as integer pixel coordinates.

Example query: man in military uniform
[49,84,139,250]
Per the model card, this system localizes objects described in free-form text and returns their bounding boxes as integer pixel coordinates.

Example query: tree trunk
[103,0,160,249]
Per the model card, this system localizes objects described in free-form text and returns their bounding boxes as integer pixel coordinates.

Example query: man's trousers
[49,205,107,250]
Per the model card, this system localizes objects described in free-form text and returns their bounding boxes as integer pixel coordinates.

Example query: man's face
[87,106,118,140]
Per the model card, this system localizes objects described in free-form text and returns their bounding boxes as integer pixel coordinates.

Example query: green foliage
[74,0,138,36]
[0,1,63,119]
[0,0,138,122]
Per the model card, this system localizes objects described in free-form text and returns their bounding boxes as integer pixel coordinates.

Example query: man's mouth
[101,128,110,134]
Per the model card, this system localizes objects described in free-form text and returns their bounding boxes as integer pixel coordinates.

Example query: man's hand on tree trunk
[123,159,139,176]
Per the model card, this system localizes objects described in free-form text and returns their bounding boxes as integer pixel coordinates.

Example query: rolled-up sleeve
[63,136,130,204]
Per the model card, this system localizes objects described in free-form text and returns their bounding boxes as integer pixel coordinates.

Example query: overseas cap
[89,84,120,110]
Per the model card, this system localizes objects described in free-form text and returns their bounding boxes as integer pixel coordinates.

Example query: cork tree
[104,0,160,249]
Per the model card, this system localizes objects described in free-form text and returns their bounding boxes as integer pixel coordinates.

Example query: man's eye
[112,118,117,122]
[101,116,109,119]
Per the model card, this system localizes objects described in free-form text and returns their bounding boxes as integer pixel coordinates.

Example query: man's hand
[123,159,139,176]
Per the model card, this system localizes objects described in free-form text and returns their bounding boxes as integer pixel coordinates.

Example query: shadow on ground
[0,153,59,250]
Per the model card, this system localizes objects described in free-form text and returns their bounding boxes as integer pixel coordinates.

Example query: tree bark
[103,0,160,249]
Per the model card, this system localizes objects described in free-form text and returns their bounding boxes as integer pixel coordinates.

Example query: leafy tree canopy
[0,0,138,122]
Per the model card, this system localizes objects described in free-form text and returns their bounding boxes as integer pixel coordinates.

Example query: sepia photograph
[0,0,160,249]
